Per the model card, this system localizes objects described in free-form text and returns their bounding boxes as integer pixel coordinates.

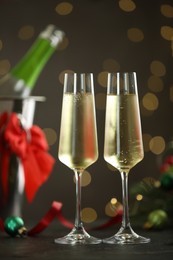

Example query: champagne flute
[55,73,102,244]
[103,72,150,244]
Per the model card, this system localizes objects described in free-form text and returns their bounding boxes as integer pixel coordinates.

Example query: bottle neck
[11,37,57,89]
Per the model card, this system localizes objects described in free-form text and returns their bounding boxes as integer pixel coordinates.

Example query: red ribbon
[0,201,122,236]
[0,112,55,203]
[0,112,122,236]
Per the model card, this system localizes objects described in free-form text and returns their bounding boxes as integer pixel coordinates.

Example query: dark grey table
[0,223,173,260]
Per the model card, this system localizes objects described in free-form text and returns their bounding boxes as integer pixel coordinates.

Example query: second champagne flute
[103,72,150,244]
[55,73,102,244]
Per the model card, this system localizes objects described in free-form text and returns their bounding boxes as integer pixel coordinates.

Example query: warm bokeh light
[119,0,136,12]
[142,93,159,111]
[102,59,120,72]
[18,25,35,40]
[150,60,166,77]
[57,36,69,51]
[161,26,173,40]
[81,171,91,187]
[58,69,75,84]
[149,136,166,155]
[43,128,57,146]
[0,59,11,76]
[143,133,152,152]
[111,198,118,205]
[81,208,97,223]
[148,76,164,93]
[127,28,144,42]
[55,2,73,15]
[140,101,154,117]
[97,71,108,87]
[73,170,91,187]
[136,194,143,201]
[160,4,173,18]
[105,198,122,217]
[154,180,161,188]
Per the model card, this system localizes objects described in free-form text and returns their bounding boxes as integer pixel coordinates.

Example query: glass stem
[74,170,83,230]
[120,171,130,229]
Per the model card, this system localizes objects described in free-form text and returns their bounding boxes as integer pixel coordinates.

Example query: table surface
[0,222,173,260]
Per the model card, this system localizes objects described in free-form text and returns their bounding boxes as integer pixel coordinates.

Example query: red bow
[0,112,55,203]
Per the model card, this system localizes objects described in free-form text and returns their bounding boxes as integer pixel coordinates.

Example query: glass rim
[108,71,137,75]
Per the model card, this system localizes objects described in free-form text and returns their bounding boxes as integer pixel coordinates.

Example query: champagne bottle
[0,24,65,97]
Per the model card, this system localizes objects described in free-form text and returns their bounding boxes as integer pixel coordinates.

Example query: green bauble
[147,209,168,229]
[4,216,27,237]
[160,172,173,190]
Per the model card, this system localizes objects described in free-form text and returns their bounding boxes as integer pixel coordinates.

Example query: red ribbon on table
[0,112,55,203]
[0,201,122,236]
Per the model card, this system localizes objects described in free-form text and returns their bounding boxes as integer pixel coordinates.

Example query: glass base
[54,227,102,245]
[103,225,150,245]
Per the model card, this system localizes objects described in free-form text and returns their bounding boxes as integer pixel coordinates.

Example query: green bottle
[0,24,65,97]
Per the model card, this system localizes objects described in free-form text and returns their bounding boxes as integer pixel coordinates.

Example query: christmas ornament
[160,172,173,190]
[0,201,122,237]
[144,209,168,229]
[4,216,27,237]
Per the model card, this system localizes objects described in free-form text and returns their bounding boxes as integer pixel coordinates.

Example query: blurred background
[0,0,173,225]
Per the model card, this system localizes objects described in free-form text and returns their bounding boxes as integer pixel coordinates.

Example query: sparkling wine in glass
[55,73,102,244]
[103,72,150,244]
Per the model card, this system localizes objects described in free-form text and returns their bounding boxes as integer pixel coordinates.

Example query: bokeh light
[119,0,136,12]
[81,208,97,223]
[150,60,166,77]
[105,198,122,217]
[127,28,144,42]
[160,4,173,18]
[102,59,120,72]
[147,76,164,92]
[18,25,35,40]
[149,136,166,155]
[55,2,73,15]
[58,69,75,84]
[43,128,57,146]
[57,36,69,51]
[143,133,152,152]
[0,59,11,76]
[161,26,173,40]
[97,71,108,87]
[136,194,143,201]
[142,93,159,111]
[73,170,91,187]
